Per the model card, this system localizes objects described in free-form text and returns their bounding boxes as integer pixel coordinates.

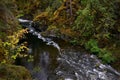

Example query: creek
[18,19,120,80]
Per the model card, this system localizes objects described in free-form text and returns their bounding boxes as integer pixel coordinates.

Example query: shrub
[85,39,114,63]
[0,29,28,64]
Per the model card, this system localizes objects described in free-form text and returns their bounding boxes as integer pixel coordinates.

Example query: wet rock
[56,49,120,80]
[31,22,48,32]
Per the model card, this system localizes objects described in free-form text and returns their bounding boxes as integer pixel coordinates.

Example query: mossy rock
[0,64,32,80]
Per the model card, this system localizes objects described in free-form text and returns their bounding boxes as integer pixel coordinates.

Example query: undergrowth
[0,29,28,64]
[85,39,115,63]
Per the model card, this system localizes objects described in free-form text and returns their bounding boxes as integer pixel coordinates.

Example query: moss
[110,46,120,72]
[33,12,49,21]
[13,0,44,19]
[32,0,79,27]
[0,64,32,80]
[0,0,20,40]
[49,0,79,25]
[59,27,78,38]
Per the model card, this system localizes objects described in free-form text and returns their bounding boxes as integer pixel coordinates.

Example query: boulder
[0,64,32,80]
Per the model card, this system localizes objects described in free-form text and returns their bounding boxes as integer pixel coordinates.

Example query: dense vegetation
[0,0,32,79]
[22,0,120,68]
[0,0,120,78]
[22,0,120,64]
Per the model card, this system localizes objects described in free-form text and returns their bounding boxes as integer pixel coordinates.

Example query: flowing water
[19,19,120,80]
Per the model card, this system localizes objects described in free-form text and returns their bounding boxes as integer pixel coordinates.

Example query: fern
[85,39,114,63]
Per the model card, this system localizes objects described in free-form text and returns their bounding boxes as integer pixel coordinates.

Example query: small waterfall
[18,18,61,53]
[19,19,120,80]
[19,18,61,80]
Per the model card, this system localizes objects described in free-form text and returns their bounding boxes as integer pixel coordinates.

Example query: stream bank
[19,19,120,80]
